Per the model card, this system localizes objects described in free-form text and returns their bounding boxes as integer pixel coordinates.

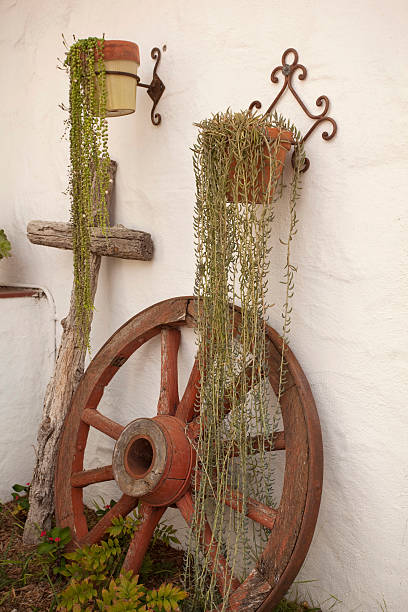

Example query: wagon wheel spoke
[176,358,200,422]
[176,492,240,598]
[224,487,278,529]
[81,408,124,440]
[123,503,167,573]
[80,494,139,547]
[71,465,114,488]
[157,326,181,416]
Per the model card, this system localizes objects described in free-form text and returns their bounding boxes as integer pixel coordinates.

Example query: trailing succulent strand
[63,36,111,350]
[185,109,304,610]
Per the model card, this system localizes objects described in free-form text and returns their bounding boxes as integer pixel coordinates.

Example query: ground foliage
[0,491,186,611]
[186,109,305,610]
[0,488,325,610]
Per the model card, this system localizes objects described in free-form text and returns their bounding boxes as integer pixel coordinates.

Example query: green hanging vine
[63,36,111,350]
[184,110,305,610]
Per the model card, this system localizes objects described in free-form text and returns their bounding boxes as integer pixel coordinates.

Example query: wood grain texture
[81,408,124,440]
[175,358,200,422]
[23,161,117,545]
[27,221,153,261]
[157,326,180,415]
[226,568,272,611]
[122,504,166,573]
[71,465,114,488]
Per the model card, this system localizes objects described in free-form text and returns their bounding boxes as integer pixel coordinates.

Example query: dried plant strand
[184,110,304,611]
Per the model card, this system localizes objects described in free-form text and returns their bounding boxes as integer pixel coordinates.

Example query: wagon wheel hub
[112,415,194,506]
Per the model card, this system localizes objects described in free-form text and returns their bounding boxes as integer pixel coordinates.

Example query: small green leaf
[37,541,55,554]
[12,484,26,492]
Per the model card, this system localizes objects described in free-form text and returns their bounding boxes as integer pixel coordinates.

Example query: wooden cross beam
[27,221,153,261]
[23,160,154,544]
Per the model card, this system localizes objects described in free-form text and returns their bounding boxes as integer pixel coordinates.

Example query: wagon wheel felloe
[56,296,323,611]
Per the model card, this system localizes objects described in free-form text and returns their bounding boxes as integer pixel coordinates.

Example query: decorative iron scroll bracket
[249,48,337,172]
[137,47,165,126]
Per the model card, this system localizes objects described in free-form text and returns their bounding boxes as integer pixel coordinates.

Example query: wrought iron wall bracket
[100,48,165,126]
[137,47,165,126]
[250,48,337,172]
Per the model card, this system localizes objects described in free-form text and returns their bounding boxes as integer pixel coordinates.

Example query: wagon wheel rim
[55,296,323,611]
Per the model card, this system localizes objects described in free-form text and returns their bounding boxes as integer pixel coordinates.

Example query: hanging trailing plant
[63,36,111,350]
[185,109,305,610]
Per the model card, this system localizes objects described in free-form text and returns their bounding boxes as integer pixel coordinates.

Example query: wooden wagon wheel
[55,296,323,611]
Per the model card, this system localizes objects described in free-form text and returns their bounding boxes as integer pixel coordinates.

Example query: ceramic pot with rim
[95,40,140,117]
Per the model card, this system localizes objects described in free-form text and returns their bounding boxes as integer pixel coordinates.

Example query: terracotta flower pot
[96,40,140,117]
[227,126,293,203]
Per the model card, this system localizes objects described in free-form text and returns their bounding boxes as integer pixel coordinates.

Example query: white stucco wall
[0,290,55,501]
[1,0,407,609]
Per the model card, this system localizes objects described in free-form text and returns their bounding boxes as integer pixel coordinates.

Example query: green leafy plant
[10,482,30,515]
[0,229,11,259]
[186,109,305,610]
[94,497,117,518]
[151,523,180,549]
[58,571,187,612]
[57,576,97,611]
[105,510,141,542]
[142,580,188,611]
[58,538,122,584]
[56,506,184,610]
[63,35,111,350]
[96,572,146,611]
[37,526,72,556]
[37,525,72,578]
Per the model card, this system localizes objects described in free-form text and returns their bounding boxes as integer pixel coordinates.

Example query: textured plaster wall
[0,293,54,501]
[1,0,408,609]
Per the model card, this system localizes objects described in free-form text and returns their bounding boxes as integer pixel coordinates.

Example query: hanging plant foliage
[64,36,111,349]
[185,110,305,610]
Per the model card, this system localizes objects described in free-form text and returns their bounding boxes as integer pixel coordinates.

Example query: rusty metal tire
[55,296,323,610]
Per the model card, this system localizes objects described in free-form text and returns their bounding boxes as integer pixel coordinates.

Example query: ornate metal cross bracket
[137,47,165,126]
[250,48,337,172]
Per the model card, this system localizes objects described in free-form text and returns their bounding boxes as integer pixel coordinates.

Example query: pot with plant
[61,36,142,348]
[226,120,293,203]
